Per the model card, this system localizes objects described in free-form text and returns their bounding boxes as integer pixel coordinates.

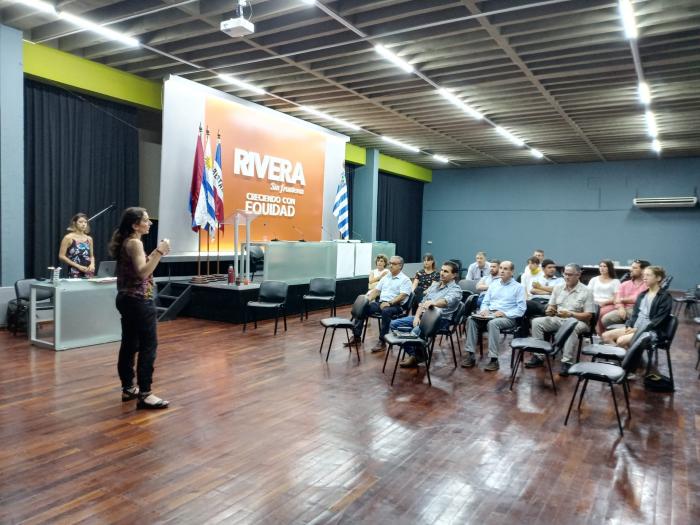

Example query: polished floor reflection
[1,310,698,524]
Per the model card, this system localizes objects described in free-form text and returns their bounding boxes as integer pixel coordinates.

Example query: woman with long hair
[58,213,95,278]
[411,253,439,314]
[110,207,171,409]
[601,265,672,349]
[588,260,620,334]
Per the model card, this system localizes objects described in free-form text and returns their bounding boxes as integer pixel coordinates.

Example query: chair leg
[253,309,257,329]
[545,354,557,395]
[361,318,368,342]
[577,378,589,410]
[564,377,582,426]
[622,378,631,418]
[243,307,248,332]
[424,344,432,387]
[382,344,393,373]
[300,301,305,322]
[319,327,328,353]
[664,348,675,390]
[273,310,279,335]
[391,347,404,386]
[509,350,523,391]
[351,330,360,362]
[609,381,624,436]
[283,310,287,331]
[326,328,336,362]
[448,333,457,368]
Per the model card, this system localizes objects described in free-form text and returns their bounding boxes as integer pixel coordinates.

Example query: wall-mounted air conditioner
[633,196,698,208]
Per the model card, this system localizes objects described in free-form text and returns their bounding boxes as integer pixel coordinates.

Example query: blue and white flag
[202,133,218,236]
[332,173,349,240]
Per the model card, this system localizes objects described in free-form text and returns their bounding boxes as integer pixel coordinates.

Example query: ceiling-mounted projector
[221,0,254,37]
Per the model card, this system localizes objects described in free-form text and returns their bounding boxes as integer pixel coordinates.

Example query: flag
[332,172,349,240]
[202,132,218,236]
[189,129,207,232]
[212,135,225,230]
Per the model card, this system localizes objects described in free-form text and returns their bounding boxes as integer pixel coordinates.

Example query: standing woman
[587,260,620,334]
[58,213,95,278]
[109,207,171,409]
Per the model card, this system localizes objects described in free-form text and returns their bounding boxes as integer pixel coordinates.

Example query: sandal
[137,393,169,410]
[121,386,139,402]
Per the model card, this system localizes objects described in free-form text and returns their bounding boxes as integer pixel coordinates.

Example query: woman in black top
[411,253,440,314]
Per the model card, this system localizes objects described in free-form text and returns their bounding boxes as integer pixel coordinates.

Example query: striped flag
[189,128,207,232]
[202,132,218,235]
[332,172,349,240]
[212,135,225,230]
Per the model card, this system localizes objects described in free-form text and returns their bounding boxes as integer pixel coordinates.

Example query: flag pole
[216,228,221,276]
[197,229,202,276]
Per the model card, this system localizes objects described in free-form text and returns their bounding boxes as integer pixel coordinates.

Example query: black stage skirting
[164,276,368,324]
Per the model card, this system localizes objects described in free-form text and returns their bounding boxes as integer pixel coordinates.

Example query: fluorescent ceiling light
[495,126,524,147]
[60,12,139,47]
[218,74,266,95]
[432,155,449,163]
[530,148,544,159]
[300,106,360,131]
[437,89,483,120]
[638,82,651,105]
[15,0,56,15]
[301,0,316,4]
[618,0,638,39]
[374,45,414,73]
[382,136,419,153]
[651,139,661,153]
[645,110,658,138]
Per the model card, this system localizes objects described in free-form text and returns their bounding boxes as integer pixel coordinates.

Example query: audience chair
[433,301,466,368]
[12,279,54,335]
[580,326,648,365]
[459,294,480,338]
[362,292,414,342]
[96,260,116,277]
[318,295,368,363]
[672,284,699,317]
[645,315,679,389]
[246,245,265,280]
[565,332,653,437]
[459,279,480,295]
[243,280,288,335]
[575,304,600,362]
[301,278,336,321]
[383,306,443,386]
[450,259,465,279]
[509,318,578,394]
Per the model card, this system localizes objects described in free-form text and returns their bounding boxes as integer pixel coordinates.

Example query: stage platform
[159,275,368,324]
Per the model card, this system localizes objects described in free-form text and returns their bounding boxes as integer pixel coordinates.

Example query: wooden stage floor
[1,310,699,524]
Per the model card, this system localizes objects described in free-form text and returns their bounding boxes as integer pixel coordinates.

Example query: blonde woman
[58,213,95,278]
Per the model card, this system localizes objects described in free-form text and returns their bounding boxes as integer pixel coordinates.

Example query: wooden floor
[1,309,699,525]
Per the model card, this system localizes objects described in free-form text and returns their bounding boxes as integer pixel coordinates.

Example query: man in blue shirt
[346,255,412,352]
[461,260,526,371]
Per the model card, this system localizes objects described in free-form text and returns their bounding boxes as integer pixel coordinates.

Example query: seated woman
[368,254,389,291]
[411,253,440,314]
[601,265,672,349]
[588,260,620,334]
[58,213,95,278]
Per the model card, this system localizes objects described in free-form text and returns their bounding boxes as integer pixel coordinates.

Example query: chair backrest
[449,301,466,326]
[15,279,53,302]
[552,318,579,351]
[97,260,116,277]
[621,332,653,372]
[660,275,673,292]
[459,279,480,294]
[258,280,288,303]
[350,294,370,320]
[656,314,678,350]
[463,293,479,316]
[418,306,443,339]
[619,271,631,283]
[695,284,700,299]
[308,278,335,297]
[401,291,414,316]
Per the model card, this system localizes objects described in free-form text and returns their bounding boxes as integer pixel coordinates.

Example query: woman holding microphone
[109,207,171,409]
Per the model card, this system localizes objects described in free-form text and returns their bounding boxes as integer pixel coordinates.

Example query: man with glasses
[528,263,594,376]
[601,259,649,329]
[346,255,412,352]
[466,251,490,280]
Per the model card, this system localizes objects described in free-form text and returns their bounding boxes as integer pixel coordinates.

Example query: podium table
[30,280,122,351]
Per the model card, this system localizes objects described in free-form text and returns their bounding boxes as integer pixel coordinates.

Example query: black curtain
[377,172,424,262]
[24,79,139,278]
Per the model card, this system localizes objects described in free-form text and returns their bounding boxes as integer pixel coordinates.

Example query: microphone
[292,224,305,242]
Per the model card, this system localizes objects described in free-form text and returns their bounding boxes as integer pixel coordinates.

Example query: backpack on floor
[644,372,674,392]
[6,299,29,335]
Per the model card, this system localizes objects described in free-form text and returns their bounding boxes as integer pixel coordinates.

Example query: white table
[30,279,122,351]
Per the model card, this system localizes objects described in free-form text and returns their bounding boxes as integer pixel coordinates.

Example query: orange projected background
[200,96,327,249]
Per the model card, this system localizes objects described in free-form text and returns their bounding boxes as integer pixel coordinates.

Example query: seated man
[389,261,463,368]
[528,263,594,376]
[520,248,545,278]
[346,255,412,352]
[461,261,526,371]
[601,259,649,328]
[466,251,490,280]
[521,256,545,299]
[475,259,500,309]
[526,258,564,317]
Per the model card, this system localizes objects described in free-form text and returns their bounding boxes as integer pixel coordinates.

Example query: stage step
[155,283,192,322]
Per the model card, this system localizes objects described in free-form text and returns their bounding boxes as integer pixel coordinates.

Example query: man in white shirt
[466,251,490,280]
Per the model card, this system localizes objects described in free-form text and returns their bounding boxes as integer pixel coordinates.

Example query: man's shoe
[399,356,418,368]
[461,354,476,368]
[524,356,544,369]
[559,362,571,377]
[484,358,500,371]
[343,337,361,347]
[371,342,387,353]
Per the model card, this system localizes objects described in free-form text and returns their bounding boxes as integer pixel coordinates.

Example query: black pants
[116,294,158,392]
[352,301,403,340]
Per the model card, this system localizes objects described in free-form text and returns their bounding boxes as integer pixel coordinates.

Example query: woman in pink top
[601,259,649,328]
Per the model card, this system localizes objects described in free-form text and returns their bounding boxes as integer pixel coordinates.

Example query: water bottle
[227,265,234,285]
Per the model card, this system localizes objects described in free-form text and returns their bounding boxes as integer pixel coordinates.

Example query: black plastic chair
[97,260,116,277]
[301,278,336,321]
[12,279,54,335]
[580,324,649,365]
[645,315,679,389]
[459,294,480,338]
[362,291,413,342]
[246,246,265,280]
[565,332,653,436]
[458,279,479,295]
[509,318,578,394]
[672,284,699,317]
[450,259,465,280]
[433,301,466,368]
[318,295,368,363]
[243,280,288,335]
[575,304,599,362]
[383,306,443,386]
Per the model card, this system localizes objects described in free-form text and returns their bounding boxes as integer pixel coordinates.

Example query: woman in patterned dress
[58,213,95,278]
